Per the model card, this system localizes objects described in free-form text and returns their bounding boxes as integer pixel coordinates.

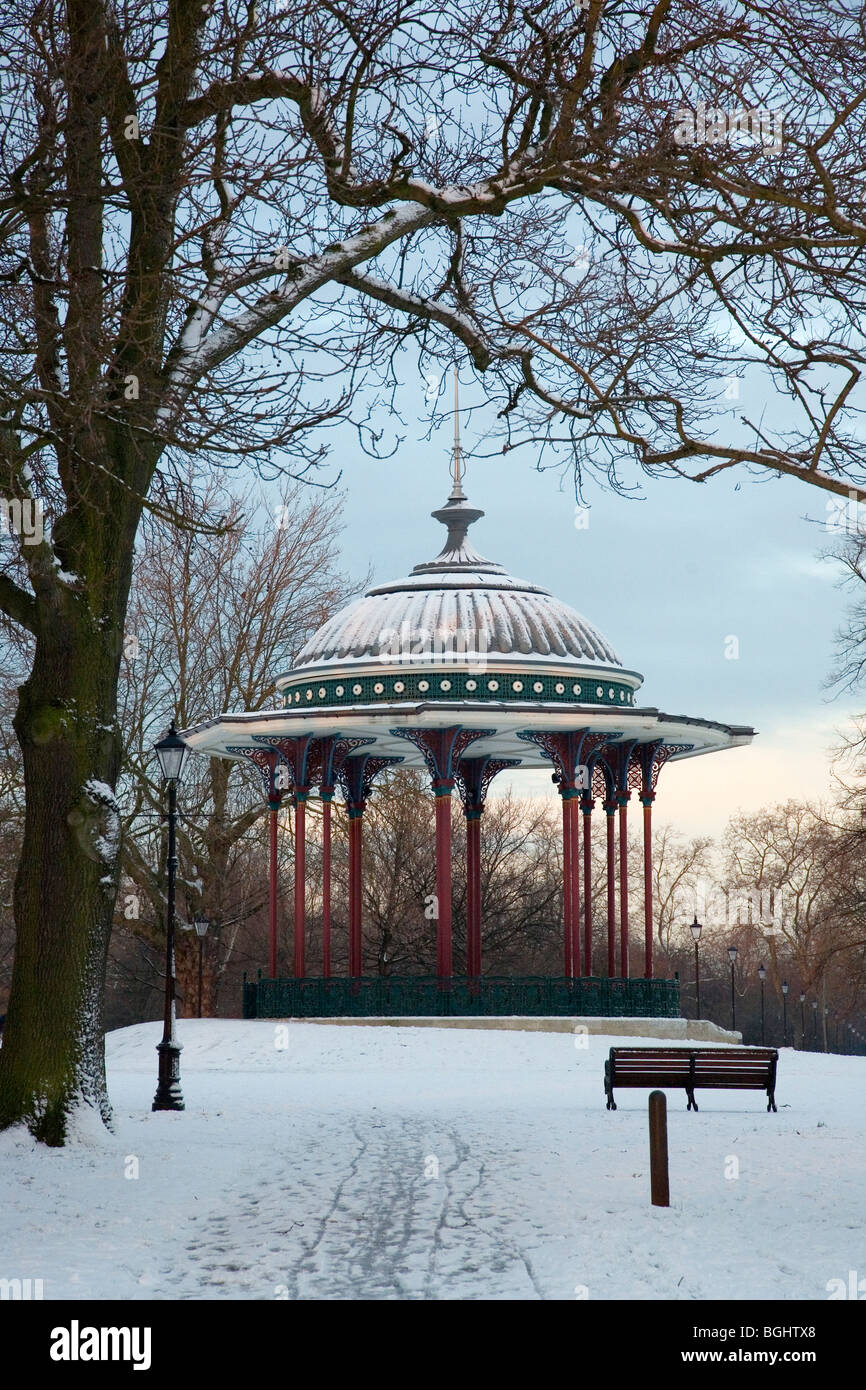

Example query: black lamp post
[690,916,703,1020]
[781,980,789,1047]
[812,999,818,1048]
[758,962,767,1044]
[193,916,210,1018]
[799,992,806,1049]
[153,721,189,1112]
[728,944,738,1031]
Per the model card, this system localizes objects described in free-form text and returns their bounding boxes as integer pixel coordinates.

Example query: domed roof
[278,480,643,707]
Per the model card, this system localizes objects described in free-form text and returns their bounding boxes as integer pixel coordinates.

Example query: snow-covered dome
[276,483,643,711]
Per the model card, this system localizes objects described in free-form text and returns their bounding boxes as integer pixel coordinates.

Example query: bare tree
[333,771,563,975]
[2,0,866,1142]
[646,823,715,965]
[722,801,866,1030]
[114,473,354,1014]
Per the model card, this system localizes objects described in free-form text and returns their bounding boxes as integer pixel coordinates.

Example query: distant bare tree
[647,824,715,965]
[721,800,866,1042]
[114,475,354,1014]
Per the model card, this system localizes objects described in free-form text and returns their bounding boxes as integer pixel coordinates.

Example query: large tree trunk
[0,612,124,1143]
[0,420,140,1145]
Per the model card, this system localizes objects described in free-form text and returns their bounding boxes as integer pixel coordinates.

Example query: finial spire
[450,368,466,500]
[416,366,495,571]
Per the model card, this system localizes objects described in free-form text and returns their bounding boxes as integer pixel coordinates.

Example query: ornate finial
[449,369,466,500]
[412,372,502,573]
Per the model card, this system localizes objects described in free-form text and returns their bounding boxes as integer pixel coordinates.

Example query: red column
[582,798,593,977]
[569,794,581,977]
[293,793,307,978]
[561,793,573,977]
[321,794,332,978]
[618,795,630,979]
[466,811,482,976]
[348,809,363,977]
[642,796,654,978]
[605,801,616,976]
[435,788,453,978]
[268,802,279,979]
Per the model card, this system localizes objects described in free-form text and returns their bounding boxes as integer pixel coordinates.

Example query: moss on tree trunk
[0,593,125,1144]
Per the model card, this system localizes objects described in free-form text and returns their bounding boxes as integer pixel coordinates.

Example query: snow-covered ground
[2,1020,863,1301]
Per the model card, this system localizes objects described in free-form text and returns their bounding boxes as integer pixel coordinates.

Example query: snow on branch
[337,269,511,372]
[159,202,436,430]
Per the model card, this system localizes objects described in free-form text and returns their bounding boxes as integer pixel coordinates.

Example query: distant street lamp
[152,721,189,1112]
[193,916,210,1019]
[728,945,738,1032]
[758,963,767,1044]
[781,981,789,1047]
[799,992,806,1049]
[690,917,703,1020]
[812,999,818,1048]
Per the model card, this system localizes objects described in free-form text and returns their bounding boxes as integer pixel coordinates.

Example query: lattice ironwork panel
[245,974,681,1020]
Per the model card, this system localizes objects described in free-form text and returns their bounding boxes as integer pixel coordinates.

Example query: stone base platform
[293,1015,741,1044]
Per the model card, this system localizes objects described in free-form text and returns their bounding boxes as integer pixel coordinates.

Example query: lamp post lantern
[152,721,189,1112]
[193,916,210,1019]
[781,980,789,1047]
[758,962,767,1044]
[728,944,738,1032]
[689,916,703,1020]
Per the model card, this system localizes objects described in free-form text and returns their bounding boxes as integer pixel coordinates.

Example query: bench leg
[767,1091,777,1113]
[605,1086,616,1111]
[687,1089,698,1112]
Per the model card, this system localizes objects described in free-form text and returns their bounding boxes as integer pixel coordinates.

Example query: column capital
[391,726,492,791]
[632,740,694,799]
[595,738,638,802]
[454,754,520,817]
[227,744,284,806]
[339,752,402,815]
[517,728,608,793]
[254,733,315,794]
[311,735,375,796]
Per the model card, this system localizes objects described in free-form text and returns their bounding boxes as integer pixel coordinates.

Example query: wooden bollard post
[649,1090,670,1207]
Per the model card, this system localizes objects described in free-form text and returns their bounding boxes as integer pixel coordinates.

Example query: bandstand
[180,459,754,1019]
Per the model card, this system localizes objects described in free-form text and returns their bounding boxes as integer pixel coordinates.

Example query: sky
[296,371,864,843]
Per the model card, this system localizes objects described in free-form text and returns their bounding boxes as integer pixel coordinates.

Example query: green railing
[241,974,680,1019]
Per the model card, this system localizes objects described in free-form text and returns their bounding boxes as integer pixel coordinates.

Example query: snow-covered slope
[2,1020,862,1300]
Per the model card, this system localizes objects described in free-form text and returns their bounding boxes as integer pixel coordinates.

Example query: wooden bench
[604,1046,779,1112]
